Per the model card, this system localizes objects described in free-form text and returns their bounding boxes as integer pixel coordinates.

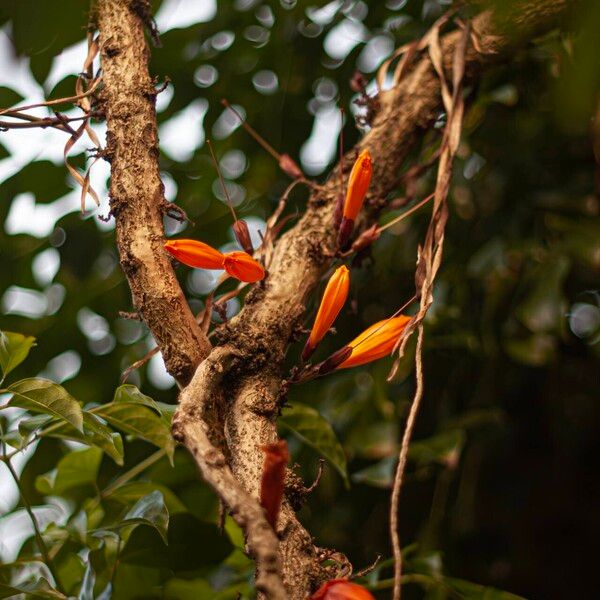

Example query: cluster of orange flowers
[164,149,410,372]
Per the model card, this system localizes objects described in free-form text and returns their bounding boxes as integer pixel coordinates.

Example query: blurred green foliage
[0,1,599,599]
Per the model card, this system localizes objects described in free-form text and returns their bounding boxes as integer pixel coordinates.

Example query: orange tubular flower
[310,579,375,600]
[223,251,266,282]
[164,239,224,269]
[260,441,289,529]
[337,149,372,248]
[337,314,411,370]
[302,265,350,362]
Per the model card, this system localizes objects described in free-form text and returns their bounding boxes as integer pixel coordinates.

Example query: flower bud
[279,153,304,179]
[164,239,224,270]
[343,150,372,221]
[310,579,375,600]
[260,441,289,529]
[233,219,254,255]
[336,315,411,370]
[337,150,372,248]
[303,266,350,362]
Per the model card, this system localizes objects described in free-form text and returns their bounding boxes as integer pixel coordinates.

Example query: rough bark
[99,0,576,598]
[97,0,211,385]
[172,347,286,599]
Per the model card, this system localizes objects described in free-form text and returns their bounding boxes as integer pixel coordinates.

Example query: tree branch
[172,347,286,600]
[97,0,211,385]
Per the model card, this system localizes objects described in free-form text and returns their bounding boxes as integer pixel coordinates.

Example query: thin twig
[0,112,99,130]
[0,78,102,116]
[3,456,66,594]
[378,193,436,233]
[221,98,281,161]
[390,325,424,600]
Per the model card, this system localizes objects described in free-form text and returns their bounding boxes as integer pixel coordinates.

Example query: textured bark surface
[97,0,211,385]
[99,0,576,598]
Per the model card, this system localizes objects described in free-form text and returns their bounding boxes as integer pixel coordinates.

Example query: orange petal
[337,314,411,369]
[310,579,375,600]
[223,251,266,282]
[342,149,372,221]
[260,441,289,529]
[304,266,350,360]
[164,239,224,270]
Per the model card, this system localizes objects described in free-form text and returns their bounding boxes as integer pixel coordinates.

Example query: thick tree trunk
[97,0,211,385]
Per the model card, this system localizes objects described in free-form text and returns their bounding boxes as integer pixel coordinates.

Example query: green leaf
[0,331,36,378]
[94,387,175,461]
[443,577,526,599]
[0,577,66,599]
[352,456,395,488]
[0,86,24,108]
[279,402,348,485]
[108,490,170,545]
[5,378,83,431]
[163,578,250,599]
[120,513,232,569]
[113,384,162,412]
[1,160,70,204]
[15,412,123,464]
[163,578,213,599]
[105,481,186,515]
[408,430,465,468]
[77,561,95,600]
[49,413,125,466]
[36,447,103,495]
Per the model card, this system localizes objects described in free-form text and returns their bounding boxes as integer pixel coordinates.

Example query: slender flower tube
[336,314,411,369]
[164,239,224,269]
[302,265,350,362]
[260,440,289,529]
[310,579,375,600]
[223,251,265,282]
[337,149,372,248]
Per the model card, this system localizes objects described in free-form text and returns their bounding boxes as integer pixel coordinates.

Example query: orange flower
[302,265,350,361]
[260,441,289,529]
[223,251,266,282]
[310,579,375,600]
[164,239,224,269]
[337,314,411,369]
[343,149,372,221]
[338,149,372,248]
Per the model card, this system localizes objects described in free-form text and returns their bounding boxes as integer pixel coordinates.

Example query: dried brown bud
[350,224,380,254]
[350,71,367,93]
[337,217,355,250]
[233,219,254,255]
[260,441,289,529]
[279,153,304,179]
